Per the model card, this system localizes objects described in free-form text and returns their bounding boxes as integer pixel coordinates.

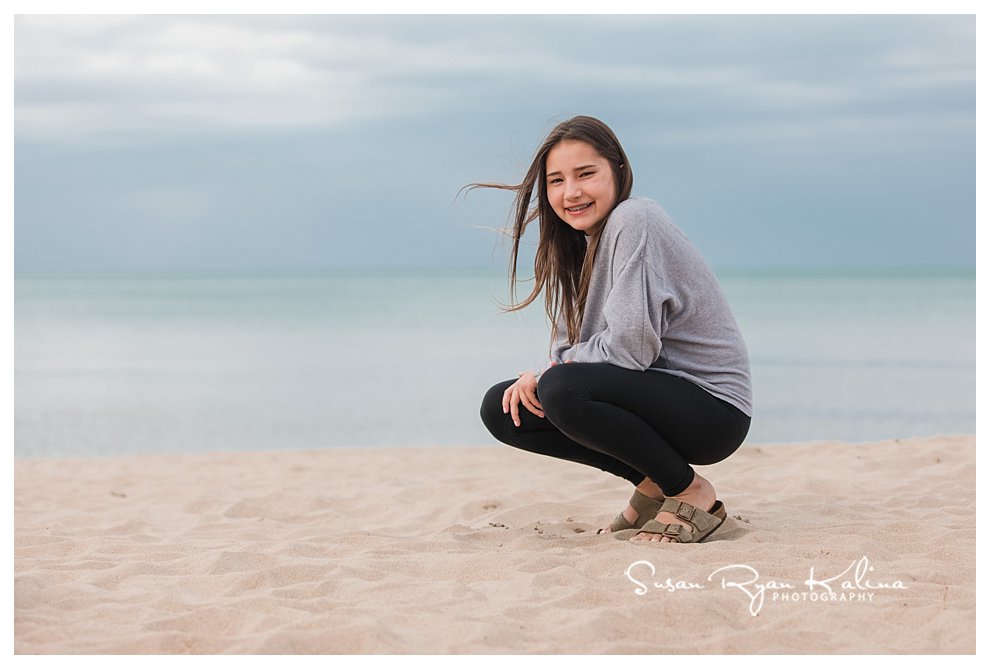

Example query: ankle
[635,477,665,499]
[670,474,715,503]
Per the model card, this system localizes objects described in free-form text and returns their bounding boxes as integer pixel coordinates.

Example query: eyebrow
[545,164,599,178]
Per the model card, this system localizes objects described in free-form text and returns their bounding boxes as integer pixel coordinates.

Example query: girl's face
[544,140,618,233]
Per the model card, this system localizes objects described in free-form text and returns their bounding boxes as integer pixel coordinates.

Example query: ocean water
[14,270,975,459]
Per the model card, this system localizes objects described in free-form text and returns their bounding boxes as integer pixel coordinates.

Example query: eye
[580,170,595,178]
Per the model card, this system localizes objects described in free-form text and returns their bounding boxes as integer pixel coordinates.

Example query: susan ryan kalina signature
[625,556,908,616]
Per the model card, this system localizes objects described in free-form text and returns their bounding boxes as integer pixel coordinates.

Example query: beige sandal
[626,499,727,543]
[596,490,665,534]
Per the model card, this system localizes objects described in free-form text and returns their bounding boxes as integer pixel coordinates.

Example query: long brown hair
[470,115,633,345]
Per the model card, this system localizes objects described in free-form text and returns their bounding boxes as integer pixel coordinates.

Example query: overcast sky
[14,13,976,274]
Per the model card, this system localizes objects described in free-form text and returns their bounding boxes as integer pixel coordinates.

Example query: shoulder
[602,197,672,241]
[600,197,699,276]
[612,196,664,218]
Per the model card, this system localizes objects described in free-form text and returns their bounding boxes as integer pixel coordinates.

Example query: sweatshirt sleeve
[534,312,571,376]
[560,226,669,371]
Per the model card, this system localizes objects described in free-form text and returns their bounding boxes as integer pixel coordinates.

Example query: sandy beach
[14,435,975,654]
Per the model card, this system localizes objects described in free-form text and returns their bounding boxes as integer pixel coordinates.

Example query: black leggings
[480,362,750,496]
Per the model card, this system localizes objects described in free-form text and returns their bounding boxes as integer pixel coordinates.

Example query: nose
[564,179,582,200]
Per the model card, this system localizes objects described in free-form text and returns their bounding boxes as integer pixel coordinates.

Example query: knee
[536,364,582,418]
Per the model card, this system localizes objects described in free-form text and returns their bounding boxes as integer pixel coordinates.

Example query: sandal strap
[605,511,635,532]
[635,519,692,543]
[659,498,699,523]
[653,499,726,536]
[602,492,665,533]
[628,490,665,518]
[625,500,727,544]
[658,498,724,535]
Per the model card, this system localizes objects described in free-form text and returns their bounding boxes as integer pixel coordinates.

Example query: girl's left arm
[560,222,670,370]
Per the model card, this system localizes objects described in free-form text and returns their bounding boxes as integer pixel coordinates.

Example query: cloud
[15,15,975,146]
[13,14,976,274]
[16,17,380,140]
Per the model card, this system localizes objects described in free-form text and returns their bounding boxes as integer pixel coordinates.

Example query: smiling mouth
[565,203,592,213]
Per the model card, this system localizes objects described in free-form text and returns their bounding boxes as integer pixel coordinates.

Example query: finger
[502,386,512,414]
[530,381,542,409]
[521,390,544,418]
[519,390,535,415]
[524,386,543,412]
[510,387,521,427]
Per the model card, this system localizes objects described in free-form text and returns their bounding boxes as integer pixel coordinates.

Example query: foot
[630,473,717,543]
[599,477,664,534]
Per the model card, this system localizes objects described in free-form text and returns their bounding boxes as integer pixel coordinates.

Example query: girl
[477,116,752,544]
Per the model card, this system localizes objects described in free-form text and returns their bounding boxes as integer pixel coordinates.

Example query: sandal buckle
[675,501,696,521]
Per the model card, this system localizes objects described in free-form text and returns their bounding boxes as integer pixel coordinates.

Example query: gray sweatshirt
[540,197,753,416]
